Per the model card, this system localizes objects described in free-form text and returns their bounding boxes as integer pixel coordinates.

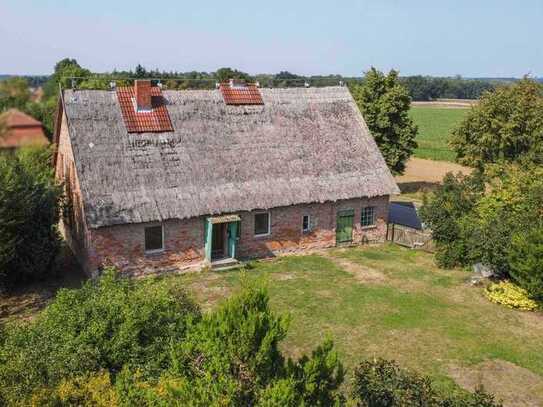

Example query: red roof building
[0,109,49,149]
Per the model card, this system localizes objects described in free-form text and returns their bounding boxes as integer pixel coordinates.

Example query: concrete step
[211,258,241,272]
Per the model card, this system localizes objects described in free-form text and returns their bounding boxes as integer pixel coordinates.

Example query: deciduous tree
[352,67,418,174]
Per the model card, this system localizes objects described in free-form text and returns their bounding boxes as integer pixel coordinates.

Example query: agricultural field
[409,105,470,162]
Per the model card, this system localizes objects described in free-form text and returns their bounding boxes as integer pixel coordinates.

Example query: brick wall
[237,196,389,258]
[85,195,390,276]
[89,217,205,276]
[55,111,94,274]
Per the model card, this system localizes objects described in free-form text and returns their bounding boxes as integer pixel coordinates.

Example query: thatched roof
[62,86,399,228]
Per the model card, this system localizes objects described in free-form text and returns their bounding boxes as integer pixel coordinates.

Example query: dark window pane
[145,225,163,251]
[302,215,310,232]
[361,207,375,227]
[254,213,269,235]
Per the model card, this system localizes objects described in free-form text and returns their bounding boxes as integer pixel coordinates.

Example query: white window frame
[254,211,271,237]
[302,214,311,233]
[144,223,165,254]
[361,206,376,229]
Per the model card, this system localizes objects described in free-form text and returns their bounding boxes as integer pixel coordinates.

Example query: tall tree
[450,78,543,167]
[352,67,418,174]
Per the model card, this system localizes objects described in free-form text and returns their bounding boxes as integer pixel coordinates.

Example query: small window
[145,224,164,252]
[361,206,376,227]
[254,212,270,236]
[302,215,311,233]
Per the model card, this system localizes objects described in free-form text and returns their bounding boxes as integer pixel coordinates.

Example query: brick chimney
[135,80,152,111]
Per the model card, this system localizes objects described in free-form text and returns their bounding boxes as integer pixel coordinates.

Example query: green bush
[0,147,63,291]
[0,272,345,406]
[508,226,543,302]
[419,171,484,268]
[352,358,501,407]
[137,280,345,406]
[0,268,200,404]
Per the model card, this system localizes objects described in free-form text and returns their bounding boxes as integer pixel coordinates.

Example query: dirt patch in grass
[324,255,387,284]
[272,273,297,281]
[448,360,543,407]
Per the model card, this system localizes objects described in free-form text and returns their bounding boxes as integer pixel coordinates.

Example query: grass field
[173,245,543,404]
[3,245,542,404]
[409,106,470,162]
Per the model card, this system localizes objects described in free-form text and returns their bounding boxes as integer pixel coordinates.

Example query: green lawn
[170,245,543,401]
[409,106,470,162]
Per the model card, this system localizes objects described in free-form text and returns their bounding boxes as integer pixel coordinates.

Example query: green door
[227,222,238,259]
[204,218,213,261]
[336,210,354,244]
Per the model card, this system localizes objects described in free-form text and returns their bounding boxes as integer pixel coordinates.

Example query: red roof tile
[116,86,173,133]
[220,82,264,105]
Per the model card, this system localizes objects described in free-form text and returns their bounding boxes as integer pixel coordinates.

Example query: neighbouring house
[53,79,399,276]
[0,108,49,150]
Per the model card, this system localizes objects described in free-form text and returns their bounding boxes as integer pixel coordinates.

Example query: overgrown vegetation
[352,358,500,406]
[0,269,345,405]
[420,164,543,304]
[0,147,63,291]
[351,67,418,174]
[450,78,543,168]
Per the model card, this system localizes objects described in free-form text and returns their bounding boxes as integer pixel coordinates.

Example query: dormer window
[220,79,264,106]
[116,80,174,133]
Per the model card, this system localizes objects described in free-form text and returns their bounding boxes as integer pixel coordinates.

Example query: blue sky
[2,0,542,77]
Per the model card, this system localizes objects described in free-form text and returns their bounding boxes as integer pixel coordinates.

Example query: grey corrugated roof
[63,86,399,228]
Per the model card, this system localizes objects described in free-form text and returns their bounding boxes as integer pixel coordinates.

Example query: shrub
[508,226,543,302]
[485,281,539,311]
[118,279,345,406]
[0,147,63,291]
[0,268,200,404]
[352,358,501,407]
[419,171,485,268]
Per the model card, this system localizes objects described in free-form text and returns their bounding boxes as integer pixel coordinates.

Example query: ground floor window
[302,214,311,233]
[145,224,164,253]
[254,212,270,236]
[361,206,376,227]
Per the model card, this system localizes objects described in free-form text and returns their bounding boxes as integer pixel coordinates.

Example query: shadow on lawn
[0,246,87,323]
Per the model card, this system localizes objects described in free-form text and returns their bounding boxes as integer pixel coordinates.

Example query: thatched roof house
[55,80,399,275]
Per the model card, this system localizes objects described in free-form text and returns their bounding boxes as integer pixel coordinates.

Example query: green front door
[227,221,238,258]
[336,210,354,244]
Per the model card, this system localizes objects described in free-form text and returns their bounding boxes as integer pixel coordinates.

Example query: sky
[2,0,542,77]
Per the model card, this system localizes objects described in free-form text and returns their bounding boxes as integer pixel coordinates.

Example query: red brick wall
[88,217,205,276]
[55,111,94,274]
[237,196,389,258]
[85,195,390,276]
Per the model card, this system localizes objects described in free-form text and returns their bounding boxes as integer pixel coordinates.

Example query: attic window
[220,79,264,105]
[116,80,174,133]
